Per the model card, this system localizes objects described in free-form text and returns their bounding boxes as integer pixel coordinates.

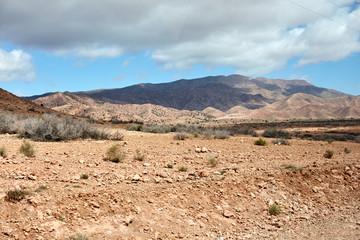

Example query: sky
[0,0,360,97]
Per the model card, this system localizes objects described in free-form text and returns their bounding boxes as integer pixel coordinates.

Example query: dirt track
[0,130,359,239]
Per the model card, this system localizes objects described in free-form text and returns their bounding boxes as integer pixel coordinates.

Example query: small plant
[271,139,290,145]
[173,133,189,140]
[213,130,230,139]
[208,157,218,167]
[220,170,226,175]
[178,166,188,172]
[5,189,30,202]
[59,217,65,222]
[0,146,7,158]
[254,138,267,146]
[70,233,90,240]
[19,140,35,157]
[167,163,173,169]
[133,149,146,161]
[323,150,334,159]
[327,139,334,144]
[105,144,126,163]
[344,147,351,154]
[80,174,89,179]
[269,204,282,215]
[35,185,48,192]
[283,165,303,173]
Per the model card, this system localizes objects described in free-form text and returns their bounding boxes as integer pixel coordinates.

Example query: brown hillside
[0,88,56,116]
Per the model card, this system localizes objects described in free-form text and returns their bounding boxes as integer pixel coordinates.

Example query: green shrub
[344,147,351,154]
[0,146,7,158]
[5,189,30,202]
[20,140,35,157]
[254,138,267,146]
[269,204,282,215]
[167,163,173,169]
[133,149,146,161]
[262,128,291,139]
[323,150,334,159]
[126,124,143,131]
[105,144,126,163]
[208,157,218,167]
[142,124,170,133]
[178,166,188,172]
[80,174,89,179]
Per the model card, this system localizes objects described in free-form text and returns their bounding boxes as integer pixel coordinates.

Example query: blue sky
[0,0,359,97]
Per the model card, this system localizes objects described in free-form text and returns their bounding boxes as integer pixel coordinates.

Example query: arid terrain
[0,125,359,239]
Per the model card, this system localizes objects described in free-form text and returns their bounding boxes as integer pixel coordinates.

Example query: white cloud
[0,0,359,75]
[0,48,35,82]
[113,74,127,82]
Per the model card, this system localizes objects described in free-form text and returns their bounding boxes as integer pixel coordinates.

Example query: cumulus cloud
[0,48,35,82]
[0,0,359,75]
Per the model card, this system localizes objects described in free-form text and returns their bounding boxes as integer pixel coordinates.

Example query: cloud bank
[0,0,359,77]
[0,49,35,82]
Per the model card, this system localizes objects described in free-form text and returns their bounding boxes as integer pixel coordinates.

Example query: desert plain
[0,124,359,240]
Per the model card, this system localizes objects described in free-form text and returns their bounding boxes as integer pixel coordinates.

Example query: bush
[272,138,290,145]
[173,133,189,140]
[0,112,18,134]
[5,189,30,202]
[80,174,89,179]
[142,124,170,133]
[213,130,230,139]
[105,144,126,163]
[178,166,188,172]
[126,124,143,131]
[324,150,334,159]
[344,147,351,154]
[133,149,146,161]
[35,185,48,192]
[167,163,173,169]
[208,157,218,167]
[254,138,267,146]
[0,146,7,158]
[20,140,35,157]
[269,204,282,215]
[262,128,291,139]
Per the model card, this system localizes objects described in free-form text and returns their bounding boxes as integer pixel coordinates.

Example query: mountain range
[18,74,360,122]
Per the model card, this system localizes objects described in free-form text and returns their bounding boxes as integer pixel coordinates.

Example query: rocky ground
[0,127,359,239]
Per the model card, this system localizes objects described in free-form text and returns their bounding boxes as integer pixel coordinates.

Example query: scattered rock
[132,174,141,181]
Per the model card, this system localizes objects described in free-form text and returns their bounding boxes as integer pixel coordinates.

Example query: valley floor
[0,129,359,239]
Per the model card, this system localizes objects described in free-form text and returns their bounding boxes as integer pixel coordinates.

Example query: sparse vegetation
[254,138,267,146]
[283,164,303,173]
[0,112,122,141]
[133,149,146,161]
[272,138,290,145]
[5,189,30,202]
[344,147,351,154]
[70,233,90,240]
[213,129,230,139]
[105,144,126,163]
[324,150,334,159]
[0,146,7,158]
[269,204,282,215]
[178,166,188,172]
[126,124,143,131]
[80,174,89,179]
[167,163,173,169]
[262,128,291,139]
[20,140,35,157]
[35,185,48,192]
[208,157,219,167]
[173,133,189,140]
[142,124,171,133]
